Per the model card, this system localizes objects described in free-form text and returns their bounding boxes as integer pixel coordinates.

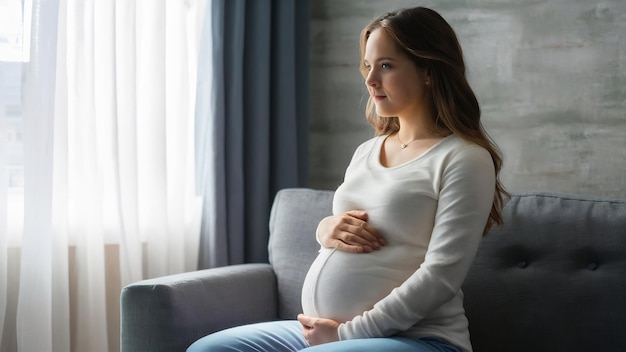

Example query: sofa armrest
[121,263,278,352]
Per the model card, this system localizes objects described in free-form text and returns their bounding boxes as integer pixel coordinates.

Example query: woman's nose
[365,71,379,87]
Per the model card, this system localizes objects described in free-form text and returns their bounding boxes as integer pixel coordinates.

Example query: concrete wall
[308,0,626,198]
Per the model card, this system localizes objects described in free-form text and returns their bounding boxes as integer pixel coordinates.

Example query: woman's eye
[381,63,392,69]
[363,64,371,71]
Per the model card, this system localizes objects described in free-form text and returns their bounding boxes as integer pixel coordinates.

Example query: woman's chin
[375,111,395,118]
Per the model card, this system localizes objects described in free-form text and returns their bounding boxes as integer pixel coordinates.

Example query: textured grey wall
[308,0,626,198]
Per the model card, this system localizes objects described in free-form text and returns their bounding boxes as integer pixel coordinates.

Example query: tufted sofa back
[463,192,626,352]
[267,189,626,351]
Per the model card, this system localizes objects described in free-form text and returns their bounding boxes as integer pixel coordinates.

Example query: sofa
[121,188,626,352]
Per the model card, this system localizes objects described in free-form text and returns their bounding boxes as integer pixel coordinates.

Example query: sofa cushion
[462,192,626,352]
[268,188,333,319]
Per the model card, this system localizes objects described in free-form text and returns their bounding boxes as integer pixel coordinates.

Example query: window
[1,64,22,189]
[1,62,23,245]
[0,0,32,62]
[0,0,29,245]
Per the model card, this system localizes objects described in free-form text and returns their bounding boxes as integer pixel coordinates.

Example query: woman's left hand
[297,314,340,346]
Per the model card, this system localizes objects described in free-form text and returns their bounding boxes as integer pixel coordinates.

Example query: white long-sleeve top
[301,134,495,352]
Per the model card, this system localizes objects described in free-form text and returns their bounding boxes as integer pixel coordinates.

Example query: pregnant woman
[188,6,507,352]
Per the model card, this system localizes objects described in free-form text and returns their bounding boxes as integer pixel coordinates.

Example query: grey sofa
[121,188,626,352]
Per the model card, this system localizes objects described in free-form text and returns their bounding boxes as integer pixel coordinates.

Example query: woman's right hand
[316,210,386,253]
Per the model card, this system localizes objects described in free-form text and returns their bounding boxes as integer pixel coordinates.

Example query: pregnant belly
[301,247,419,322]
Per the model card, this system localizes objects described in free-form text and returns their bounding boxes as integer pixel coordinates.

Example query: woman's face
[363,28,429,119]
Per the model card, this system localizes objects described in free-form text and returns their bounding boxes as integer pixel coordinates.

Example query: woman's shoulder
[439,134,494,175]
[352,135,386,156]
[359,134,386,147]
[440,134,491,159]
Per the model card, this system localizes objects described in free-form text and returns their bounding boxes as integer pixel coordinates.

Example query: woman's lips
[372,95,386,101]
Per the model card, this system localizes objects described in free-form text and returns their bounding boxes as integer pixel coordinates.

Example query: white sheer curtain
[1,0,205,351]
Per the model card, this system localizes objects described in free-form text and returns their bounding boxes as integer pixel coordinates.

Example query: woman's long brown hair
[360,7,509,234]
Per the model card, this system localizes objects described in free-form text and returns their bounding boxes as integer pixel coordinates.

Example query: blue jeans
[186,320,462,352]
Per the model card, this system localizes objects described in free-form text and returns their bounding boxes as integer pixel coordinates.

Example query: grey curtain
[195,0,310,268]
